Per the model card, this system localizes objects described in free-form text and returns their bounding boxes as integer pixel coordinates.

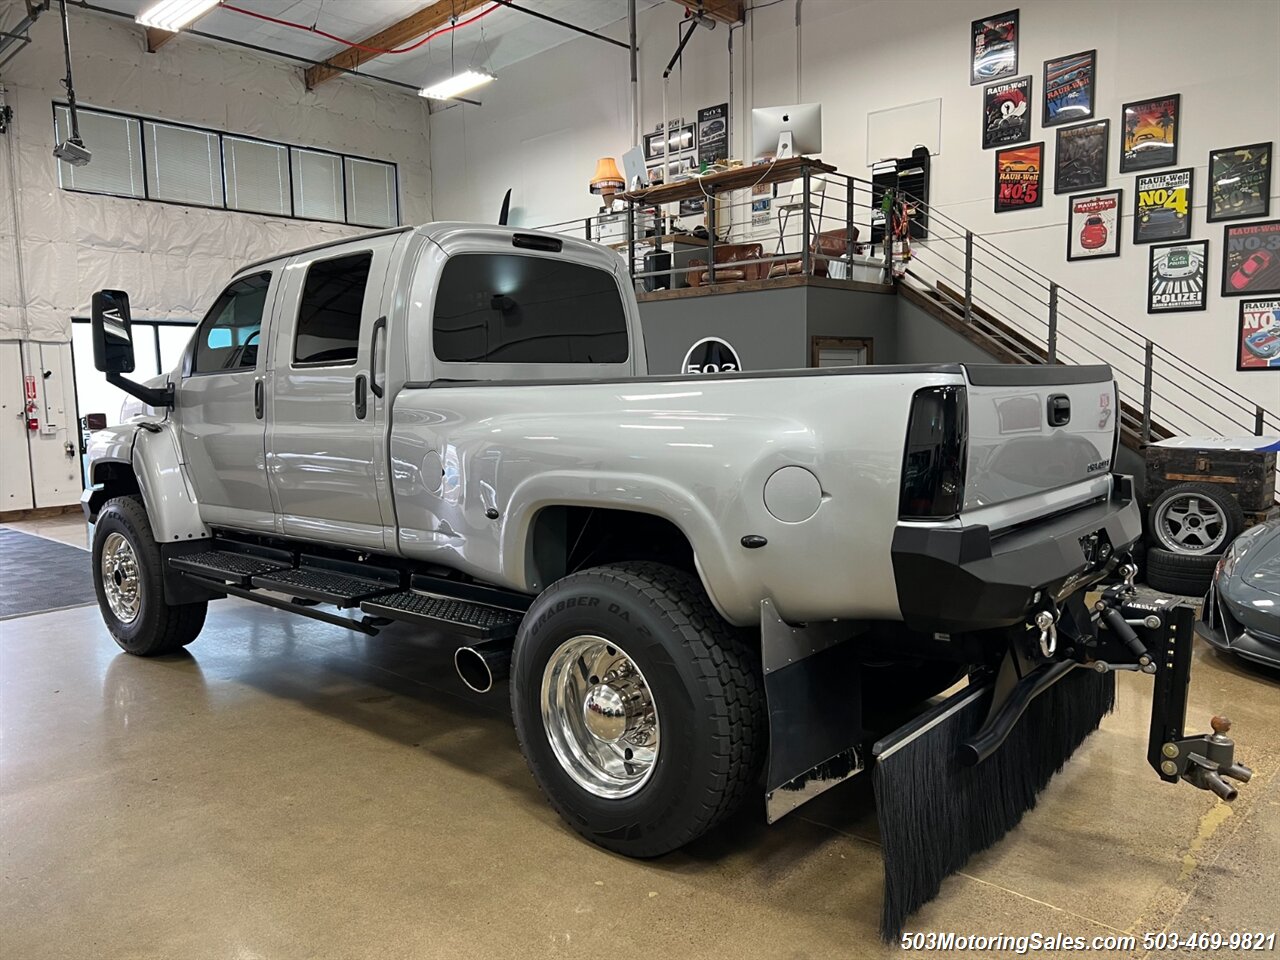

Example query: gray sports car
[1197,520,1280,668]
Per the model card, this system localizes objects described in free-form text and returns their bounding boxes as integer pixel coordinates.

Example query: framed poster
[1054,119,1108,194]
[1148,240,1208,313]
[994,142,1043,212]
[1207,142,1272,222]
[1042,50,1096,126]
[697,103,728,167]
[970,10,1018,85]
[1238,298,1280,370]
[1066,189,1122,261]
[643,123,695,162]
[1222,220,1280,297]
[982,76,1032,149]
[1120,94,1179,172]
[1133,168,1193,244]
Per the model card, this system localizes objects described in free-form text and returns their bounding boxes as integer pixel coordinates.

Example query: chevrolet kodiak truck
[84,223,1248,936]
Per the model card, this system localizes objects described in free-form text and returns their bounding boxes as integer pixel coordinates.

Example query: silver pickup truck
[84,224,1247,936]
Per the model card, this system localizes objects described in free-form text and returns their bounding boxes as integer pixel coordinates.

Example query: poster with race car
[1120,94,1179,173]
[1147,240,1207,313]
[970,10,1018,85]
[1042,50,1095,126]
[1237,298,1280,370]
[1133,168,1193,244]
[1207,142,1272,222]
[994,142,1043,212]
[1054,119,1108,194]
[1066,189,1122,261]
[697,103,729,167]
[982,76,1031,149]
[1222,220,1280,297]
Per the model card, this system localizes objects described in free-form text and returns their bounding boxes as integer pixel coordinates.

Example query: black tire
[1147,482,1244,556]
[510,561,764,858]
[92,496,207,656]
[1145,547,1219,597]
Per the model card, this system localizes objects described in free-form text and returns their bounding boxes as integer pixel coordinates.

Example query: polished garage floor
[2,519,1278,959]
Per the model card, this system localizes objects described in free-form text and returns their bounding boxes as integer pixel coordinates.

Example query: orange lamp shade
[590,157,625,194]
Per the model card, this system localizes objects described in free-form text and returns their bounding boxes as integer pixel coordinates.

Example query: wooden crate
[1145,443,1278,512]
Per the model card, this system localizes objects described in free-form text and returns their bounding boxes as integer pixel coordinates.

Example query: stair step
[170,549,291,586]
[252,567,399,608]
[360,591,523,640]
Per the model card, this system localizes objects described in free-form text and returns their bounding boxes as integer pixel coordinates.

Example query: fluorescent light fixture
[136,0,220,32]
[418,70,494,101]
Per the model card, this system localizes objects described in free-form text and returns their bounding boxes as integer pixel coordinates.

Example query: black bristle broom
[872,668,1115,940]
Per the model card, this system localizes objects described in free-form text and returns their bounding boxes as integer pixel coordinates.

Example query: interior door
[177,271,277,531]
[266,238,396,550]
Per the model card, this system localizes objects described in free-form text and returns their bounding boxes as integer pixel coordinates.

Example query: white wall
[0,6,433,510]
[429,0,1279,415]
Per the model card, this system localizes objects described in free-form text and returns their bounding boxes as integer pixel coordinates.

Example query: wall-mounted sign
[982,75,1031,149]
[1066,189,1122,261]
[697,103,728,167]
[1207,142,1272,223]
[1222,219,1280,297]
[993,141,1043,212]
[1054,119,1108,194]
[644,124,696,161]
[970,9,1019,86]
[1148,240,1208,314]
[1134,168,1193,244]
[1042,50,1096,127]
[1120,94,1180,173]
[682,337,741,375]
[1238,298,1280,370]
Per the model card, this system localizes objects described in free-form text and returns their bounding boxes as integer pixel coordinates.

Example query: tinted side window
[433,254,628,364]
[294,252,372,365]
[192,273,270,373]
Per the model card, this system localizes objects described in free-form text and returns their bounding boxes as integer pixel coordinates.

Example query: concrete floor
[2,517,1278,959]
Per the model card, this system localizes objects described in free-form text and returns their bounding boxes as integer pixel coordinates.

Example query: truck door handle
[369,315,386,399]
[254,380,264,420]
[355,374,368,420]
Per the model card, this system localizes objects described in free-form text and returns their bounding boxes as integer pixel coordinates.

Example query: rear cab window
[432,253,628,365]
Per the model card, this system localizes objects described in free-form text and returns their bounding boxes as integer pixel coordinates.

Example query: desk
[619,157,839,285]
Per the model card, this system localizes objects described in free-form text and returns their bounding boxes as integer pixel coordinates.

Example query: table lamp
[590,157,625,210]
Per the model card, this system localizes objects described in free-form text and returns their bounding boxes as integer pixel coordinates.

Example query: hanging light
[418,70,494,101]
[136,0,220,32]
[590,157,625,209]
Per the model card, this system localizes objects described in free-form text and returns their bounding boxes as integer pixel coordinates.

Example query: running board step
[359,591,523,640]
[252,560,399,608]
[169,549,291,586]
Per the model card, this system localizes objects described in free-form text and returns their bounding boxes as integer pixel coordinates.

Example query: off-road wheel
[511,562,764,858]
[92,496,206,656]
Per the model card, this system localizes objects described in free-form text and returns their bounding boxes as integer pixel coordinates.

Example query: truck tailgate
[962,365,1116,510]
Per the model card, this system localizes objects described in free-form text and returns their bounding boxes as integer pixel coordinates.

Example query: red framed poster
[994,142,1043,212]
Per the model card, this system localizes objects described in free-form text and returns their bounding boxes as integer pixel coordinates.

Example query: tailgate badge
[1097,391,1111,429]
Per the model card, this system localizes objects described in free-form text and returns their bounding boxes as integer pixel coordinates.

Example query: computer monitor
[752,103,822,160]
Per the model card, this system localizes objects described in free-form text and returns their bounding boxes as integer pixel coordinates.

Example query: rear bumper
[891,475,1142,632]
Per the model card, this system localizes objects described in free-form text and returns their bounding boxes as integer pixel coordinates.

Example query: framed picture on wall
[970,9,1019,85]
[982,76,1032,149]
[1133,168,1193,244]
[1148,240,1208,313]
[1207,142,1272,222]
[643,124,695,162]
[1238,298,1280,370]
[1054,119,1108,193]
[1222,220,1280,297]
[994,142,1043,212]
[1042,50,1096,126]
[1120,94,1180,173]
[1066,189,1122,261]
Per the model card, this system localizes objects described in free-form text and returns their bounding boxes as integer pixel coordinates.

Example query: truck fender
[499,471,751,625]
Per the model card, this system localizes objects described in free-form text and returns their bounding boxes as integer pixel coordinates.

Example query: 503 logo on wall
[682,337,742,375]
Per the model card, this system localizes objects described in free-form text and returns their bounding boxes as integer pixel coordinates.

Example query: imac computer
[751,103,822,160]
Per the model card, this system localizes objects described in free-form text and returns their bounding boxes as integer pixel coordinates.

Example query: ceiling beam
[304,0,491,90]
[668,0,744,25]
[145,26,175,52]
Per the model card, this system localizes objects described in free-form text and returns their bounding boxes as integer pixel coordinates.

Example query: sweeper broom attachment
[870,565,1251,941]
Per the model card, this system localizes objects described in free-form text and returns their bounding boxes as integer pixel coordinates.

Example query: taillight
[899,385,967,520]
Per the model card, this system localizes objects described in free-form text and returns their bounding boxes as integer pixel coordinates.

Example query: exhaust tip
[455,646,495,694]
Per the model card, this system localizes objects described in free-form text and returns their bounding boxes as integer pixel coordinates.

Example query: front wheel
[511,562,764,858]
[92,496,207,656]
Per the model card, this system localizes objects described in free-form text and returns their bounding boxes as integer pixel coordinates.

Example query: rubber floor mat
[0,527,97,620]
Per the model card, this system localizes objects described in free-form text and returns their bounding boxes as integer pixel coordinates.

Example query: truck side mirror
[91,289,136,374]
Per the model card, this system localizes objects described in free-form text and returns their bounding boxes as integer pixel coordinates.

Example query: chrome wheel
[1154,494,1228,555]
[101,532,142,624]
[540,635,660,799]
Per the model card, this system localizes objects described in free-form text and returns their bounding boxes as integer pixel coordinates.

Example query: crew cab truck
[85,224,1248,934]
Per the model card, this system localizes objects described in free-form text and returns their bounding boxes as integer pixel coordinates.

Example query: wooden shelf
[620,156,838,207]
